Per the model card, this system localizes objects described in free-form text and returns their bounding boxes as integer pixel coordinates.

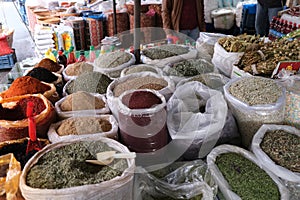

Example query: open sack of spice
[0,153,21,200]
[120,64,163,77]
[140,44,198,68]
[207,144,290,200]
[106,72,175,118]
[136,159,217,200]
[34,58,64,74]
[0,94,56,142]
[167,81,228,160]
[162,58,216,85]
[251,124,300,199]
[63,72,113,96]
[94,51,136,78]
[223,76,286,148]
[55,91,110,119]
[19,136,135,200]
[47,115,118,143]
[62,61,94,82]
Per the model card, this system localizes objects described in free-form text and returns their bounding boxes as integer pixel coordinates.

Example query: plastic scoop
[26,101,42,155]
[86,151,136,165]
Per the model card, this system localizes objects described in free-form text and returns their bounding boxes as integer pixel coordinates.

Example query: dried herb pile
[26,141,127,189]
[216,153,280,200]
[261,129,300,172]
[142,44,189,60]
[167,59,214,77]
[94,51,132,69]
[189,74,227,91]
[218,34,262,52]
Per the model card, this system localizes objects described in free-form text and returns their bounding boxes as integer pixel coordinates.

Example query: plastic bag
[212,42,244,77]
[204,0,219,23]
[55,92,110,119]
[106,72,175,118]
[136,160,216,200]
[196,32,227,57]
[207,144,290,200]
[47,114,118,143]
[120,64,163,77]
[19,136,135,200]
[167,81,227,159]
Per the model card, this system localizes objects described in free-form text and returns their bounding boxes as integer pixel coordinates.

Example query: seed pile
[142,44,189,60]
[65,62,93,76]
[123,64,158,75]
[94,51,132,69]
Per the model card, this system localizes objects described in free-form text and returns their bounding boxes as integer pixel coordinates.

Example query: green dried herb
[168,59,214,77]
[261,129,300,173]
[142,44,189,60]
[66,72,112,94]
[216,152,280,200]
[26,141,127,189]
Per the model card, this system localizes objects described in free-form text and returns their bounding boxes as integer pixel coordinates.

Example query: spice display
[0,96,46,121]
[167,58,214,77]
[122,64,160,76]
[118,90,168,153]
[0,76,51,99]
[66,72,112,94]
[236,39,300,76]
[25,67,58,83]
[60,91,105,111]
[35,58,62,73]
[65,62,93,76]
[261,129,300,172]
[216,152,280,200]
[94,51,132,69]
[26,141,127,189]
[142,44,189,60]
[218,34,262,52]
[113,76,168,97]
[229,77,282,106]
[188,73,228,91]
[225,77,285,147]
[56,116,112,136]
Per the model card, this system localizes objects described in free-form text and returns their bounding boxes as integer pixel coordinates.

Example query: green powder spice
[142,44,189,60]
[26,141,127,189]
[216,153,280,200]
[94,51,132,69]
[66,72,112,94]
[229,77,282,106]
[168,59,214,77]
[261,129,300,173]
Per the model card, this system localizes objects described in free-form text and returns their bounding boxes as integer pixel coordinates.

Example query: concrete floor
[0,1,36,81]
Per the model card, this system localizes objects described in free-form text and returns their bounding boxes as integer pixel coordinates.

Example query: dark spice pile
[26,141,128,189]
[66,72,112,94]
[261,129,300,173]
[26,67,58,83]
[216,152,280,200]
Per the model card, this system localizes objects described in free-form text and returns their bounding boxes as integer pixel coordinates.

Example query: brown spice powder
[36,58,62,72]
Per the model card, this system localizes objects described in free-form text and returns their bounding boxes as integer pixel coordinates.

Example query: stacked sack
[34,25,55,56]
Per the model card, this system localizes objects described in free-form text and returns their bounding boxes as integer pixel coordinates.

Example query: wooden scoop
[86,151,136,165]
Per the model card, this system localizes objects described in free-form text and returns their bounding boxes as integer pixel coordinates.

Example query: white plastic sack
[141,46,198,68]
[47,114,119,143]
[107,72,175,118]
[120,64,163,77]
[167,81,227,159]
[94,52,136,78]
[212,42,244,77]
[20,136,135,200]
[251,124,300,183]
[207,144,290,200]
[54,92,110,119]
[204,0,219,23]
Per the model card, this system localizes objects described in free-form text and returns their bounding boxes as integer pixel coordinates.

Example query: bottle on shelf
[77,50,86,62]
[67,46,76,65]
[88,45,96,62]
[57,48,67,67]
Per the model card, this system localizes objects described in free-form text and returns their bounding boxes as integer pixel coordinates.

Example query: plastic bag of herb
[20,136,135,200]
[207,144,290,200]
[136,159,217,200]
[223,76,286,148]
[94,51,135,78]
[163,58,216,85]
[47,114,119,143]
[196,32,227,58]
[106,72,175,118]
[55,92,110,119]
[141,44,198,68]
[167,81,228,160]
[120,64,163,77]
[251,124,300,200]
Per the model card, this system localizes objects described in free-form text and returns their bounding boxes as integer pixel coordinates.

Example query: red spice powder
[122,91,162,109]
[1,76,51,99]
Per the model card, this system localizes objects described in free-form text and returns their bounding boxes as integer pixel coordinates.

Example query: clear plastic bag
[167,81,227,159]
[136,159,217,200]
